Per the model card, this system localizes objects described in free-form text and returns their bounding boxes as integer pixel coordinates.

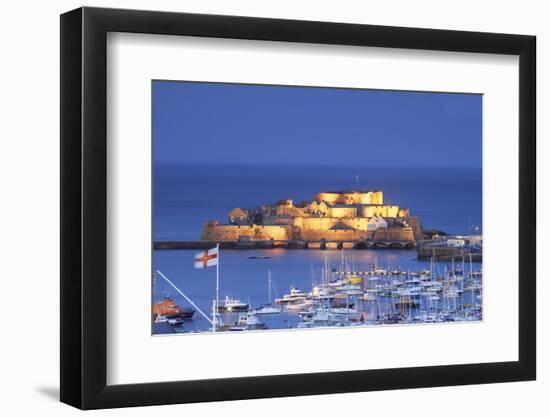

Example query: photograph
[152,81,483,334]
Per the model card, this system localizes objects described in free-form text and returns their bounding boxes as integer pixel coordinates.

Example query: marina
[153,248,482,334]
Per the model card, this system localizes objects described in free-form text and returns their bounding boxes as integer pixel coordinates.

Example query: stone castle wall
[294,217,372,232]
[314,191,384,205]
[373,227,414,241]
[407,216,423,240]
[362,205,400,218]
[327,206,357,218]
[201,223,290,241]
[298,229,373,241]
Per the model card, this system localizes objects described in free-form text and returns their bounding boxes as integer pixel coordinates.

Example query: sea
[153,162,482,333]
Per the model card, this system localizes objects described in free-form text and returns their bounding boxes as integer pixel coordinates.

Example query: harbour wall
[417,245,482,262]
[416,237,482,261]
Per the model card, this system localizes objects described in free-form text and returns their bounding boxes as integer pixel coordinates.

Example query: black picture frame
[60,6,536,410]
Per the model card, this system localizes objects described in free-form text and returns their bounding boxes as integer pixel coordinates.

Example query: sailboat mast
[430,249,434,279]
[214,243,220,332]
[469,251,473,279]
[327,258,329,285]
[268,270,272,304]
[451,257,455,277]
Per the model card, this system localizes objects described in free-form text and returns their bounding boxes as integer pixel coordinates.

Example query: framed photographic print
[60,7,536,409]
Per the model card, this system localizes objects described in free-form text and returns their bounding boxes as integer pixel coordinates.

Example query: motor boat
[217,296,249,312]
[227,312,268,331]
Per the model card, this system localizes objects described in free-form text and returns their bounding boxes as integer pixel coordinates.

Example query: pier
[416,236,482,262]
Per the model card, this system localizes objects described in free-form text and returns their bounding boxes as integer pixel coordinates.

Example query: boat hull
[217,305,249,313]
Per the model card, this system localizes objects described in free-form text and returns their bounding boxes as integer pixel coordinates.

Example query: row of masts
[155,249,482,333]
[280,250,482,327]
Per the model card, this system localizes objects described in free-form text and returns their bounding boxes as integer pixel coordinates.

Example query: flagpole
[215,243,220,332]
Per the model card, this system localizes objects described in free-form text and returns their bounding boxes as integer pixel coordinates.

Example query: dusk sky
[153,81,482,168]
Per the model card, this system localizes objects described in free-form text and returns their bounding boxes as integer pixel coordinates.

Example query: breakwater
[416,237,482,262]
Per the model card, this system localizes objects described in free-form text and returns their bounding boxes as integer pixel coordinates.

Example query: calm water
[153,162,482,333]
[154,162,482,241]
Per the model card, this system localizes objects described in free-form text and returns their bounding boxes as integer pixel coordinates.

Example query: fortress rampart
[201,222,290,241]
[373,227,415,242]
[407,216,423,241]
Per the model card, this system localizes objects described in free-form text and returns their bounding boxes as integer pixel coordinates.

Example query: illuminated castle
[201,190,422,243]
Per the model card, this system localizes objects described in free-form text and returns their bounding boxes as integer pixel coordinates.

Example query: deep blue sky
[153,81,482,168]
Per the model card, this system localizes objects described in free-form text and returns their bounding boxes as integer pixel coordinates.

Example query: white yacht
[217,296,249,312]
[275,287,307,305]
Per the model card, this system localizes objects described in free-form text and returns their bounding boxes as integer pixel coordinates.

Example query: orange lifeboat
[153,296,195,319]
